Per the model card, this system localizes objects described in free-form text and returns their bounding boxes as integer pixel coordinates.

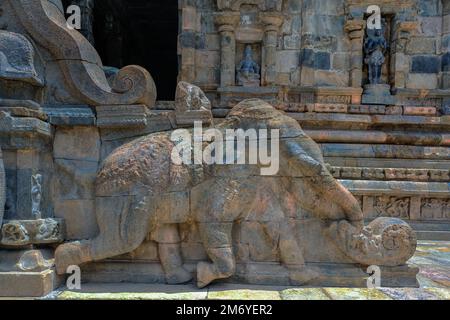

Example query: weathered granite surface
[0,0,449,297]
[43,240,450,300]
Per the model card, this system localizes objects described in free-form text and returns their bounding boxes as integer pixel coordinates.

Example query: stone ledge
[331,166,450,182]
[96,105,149,128]
[43,106,95,126]
[80,261,418,288]
[320,143,450,160]
[0,113,52,138]
[341,180,450,197]
[218,86,279,95]
[289,113,450,130]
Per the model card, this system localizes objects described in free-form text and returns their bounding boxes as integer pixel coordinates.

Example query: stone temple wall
[179,1,447,97]
[174,0,450,241]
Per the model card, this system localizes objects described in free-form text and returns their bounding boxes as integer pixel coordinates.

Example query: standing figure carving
[31,174,42,220]
[364,22,388,85]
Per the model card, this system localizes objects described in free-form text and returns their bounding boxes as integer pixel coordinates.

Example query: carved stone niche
[344,0,419,96]
[215,1,284,107]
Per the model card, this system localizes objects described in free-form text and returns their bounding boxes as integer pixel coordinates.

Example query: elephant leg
[196,222,235,288]
[55,240,92,275]
[278,221,318,285]
[55,196,151,275]
[153,224,192,284]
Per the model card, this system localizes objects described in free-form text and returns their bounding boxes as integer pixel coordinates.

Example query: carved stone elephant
[55,99,415,287]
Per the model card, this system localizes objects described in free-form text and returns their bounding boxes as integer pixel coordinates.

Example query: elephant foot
[166,266,193,285]
[289,267,319,285]
[197,261,218,288]
[55,241,91,275]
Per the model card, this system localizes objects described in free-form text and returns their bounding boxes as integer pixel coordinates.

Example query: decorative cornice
[215,12,241,28]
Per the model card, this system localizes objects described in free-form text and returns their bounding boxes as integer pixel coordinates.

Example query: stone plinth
[0,249,63,297]
[81,262,419,288]
[362,84,395,105]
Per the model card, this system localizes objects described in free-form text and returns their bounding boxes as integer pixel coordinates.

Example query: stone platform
[0,270,61,297]
[32,241,449,300]
[77,262,418,288]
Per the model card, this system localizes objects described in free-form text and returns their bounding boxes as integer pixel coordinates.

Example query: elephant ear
[281,139,323,176]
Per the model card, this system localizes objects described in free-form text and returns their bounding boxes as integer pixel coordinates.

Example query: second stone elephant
[55,99,364,287]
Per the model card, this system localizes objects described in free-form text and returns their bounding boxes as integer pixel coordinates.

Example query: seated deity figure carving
[55,98,417,288]
[236,45,261,87]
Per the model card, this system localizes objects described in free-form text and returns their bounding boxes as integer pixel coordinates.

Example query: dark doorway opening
[66,0,179,100]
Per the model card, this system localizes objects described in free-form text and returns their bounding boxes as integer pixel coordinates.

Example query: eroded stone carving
[374,196,410,219]
[55,99,417,288]
[1,221,29,246]
[174,82,213,127]
[31,174,42,220]
[175,82,211,113]
[0,219,64,246]
[36,218,60,241]
[327,217,417,267]
[421,199,450,220]
[0,30,43,86]
[236,45,261,87]
[17,250,53,272]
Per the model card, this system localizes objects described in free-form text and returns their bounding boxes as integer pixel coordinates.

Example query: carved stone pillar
[391,21,419,89]
[442,2,450,89]
[215,13,240,87]
[345,20,365,88]
[260,12,283,86]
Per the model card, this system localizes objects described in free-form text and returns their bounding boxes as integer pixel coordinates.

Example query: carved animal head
[175,81,211,113]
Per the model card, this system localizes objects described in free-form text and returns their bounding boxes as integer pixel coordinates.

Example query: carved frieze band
[355,195,450,221]
[331,167,450,182]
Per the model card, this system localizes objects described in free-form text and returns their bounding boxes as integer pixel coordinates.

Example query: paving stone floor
[48,241,450,300]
